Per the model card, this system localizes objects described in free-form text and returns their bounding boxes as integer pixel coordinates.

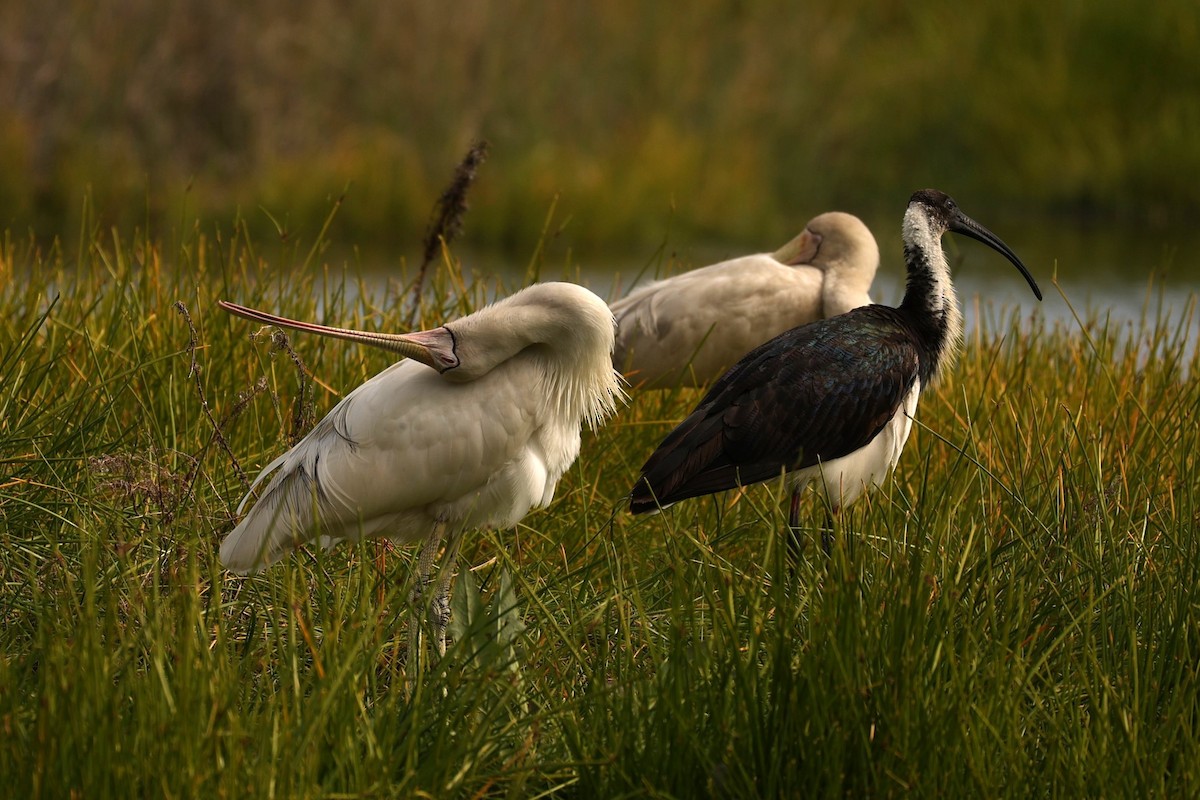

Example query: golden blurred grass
[2,0,1198,250]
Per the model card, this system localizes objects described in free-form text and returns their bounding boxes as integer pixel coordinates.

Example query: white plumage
[610,211,879,388]
[796,382,920,514]
[219,281,625,658]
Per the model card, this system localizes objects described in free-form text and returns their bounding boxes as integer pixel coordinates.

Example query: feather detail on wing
[219,441,335,574]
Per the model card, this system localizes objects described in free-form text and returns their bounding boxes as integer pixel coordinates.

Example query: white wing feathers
[220,359,553,574]
[611,256,825,387]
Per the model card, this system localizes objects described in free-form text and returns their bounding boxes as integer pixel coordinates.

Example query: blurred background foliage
[1,0,1197,255]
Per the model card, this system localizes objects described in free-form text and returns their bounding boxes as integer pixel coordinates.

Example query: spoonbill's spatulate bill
[219,282,626,658]
[629,190,1041,540]
[611,211,879,389]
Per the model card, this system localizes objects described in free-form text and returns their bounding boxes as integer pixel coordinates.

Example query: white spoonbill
[629,191,1041,548]
[219,282,625,658]
[610,211,879,389]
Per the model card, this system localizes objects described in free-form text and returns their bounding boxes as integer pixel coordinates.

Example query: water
[340,219,1200,360]
[539,219,1200,350]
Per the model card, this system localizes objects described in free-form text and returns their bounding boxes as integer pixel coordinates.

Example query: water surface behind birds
[468,219,1196,332]
[354,219,1200,362]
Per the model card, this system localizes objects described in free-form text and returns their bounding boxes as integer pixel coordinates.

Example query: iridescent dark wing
[630,305,920,512]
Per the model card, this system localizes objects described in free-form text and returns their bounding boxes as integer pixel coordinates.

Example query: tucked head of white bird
[435,283,627,428]
[773,211,879,276]
[391,328,460,372]
[434,281,620,381]
[908,189,1043,301]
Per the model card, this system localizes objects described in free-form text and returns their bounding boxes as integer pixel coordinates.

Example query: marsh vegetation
[2,217,1199,796]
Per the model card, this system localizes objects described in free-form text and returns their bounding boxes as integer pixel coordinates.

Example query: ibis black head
[909,189,1042,301]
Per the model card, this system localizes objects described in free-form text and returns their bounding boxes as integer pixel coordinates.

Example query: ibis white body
[797,382,921,513]
[611,211,879,388]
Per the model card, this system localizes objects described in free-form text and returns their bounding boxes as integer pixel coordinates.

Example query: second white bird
[610,211,879,389]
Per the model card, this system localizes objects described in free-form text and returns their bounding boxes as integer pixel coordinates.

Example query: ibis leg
[821,509,835,555]
[408,519,448,671]
[785,489,804,566]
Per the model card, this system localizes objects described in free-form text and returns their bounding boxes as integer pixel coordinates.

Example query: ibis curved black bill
[949,213,1042,301]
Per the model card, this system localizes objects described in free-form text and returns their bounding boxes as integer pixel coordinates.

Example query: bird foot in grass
[782,524,836,568]
[405,579,432,678]
[407,577,428,610]
[785,525,806,566]
[429,591,452,658]
[404,580,455,674]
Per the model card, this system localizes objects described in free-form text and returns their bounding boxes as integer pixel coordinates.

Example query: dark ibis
[628,190,1041,543]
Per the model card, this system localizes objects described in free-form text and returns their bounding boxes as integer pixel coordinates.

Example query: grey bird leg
[788,489,802,529]
[784,488,836,559]
[408,518,447,673]
[821,509,835,555]
[427,528,465,657]
[786,489,804,566]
